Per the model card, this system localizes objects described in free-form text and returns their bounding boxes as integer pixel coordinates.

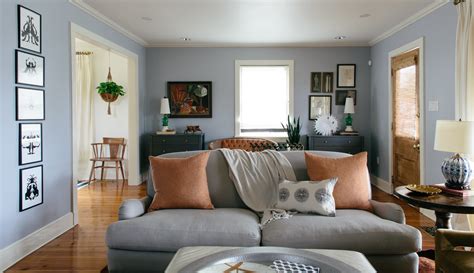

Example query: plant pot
[100,93,119,103]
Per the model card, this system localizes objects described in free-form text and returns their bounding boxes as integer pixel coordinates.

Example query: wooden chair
[436,229,474,273]
[88,137,126,187]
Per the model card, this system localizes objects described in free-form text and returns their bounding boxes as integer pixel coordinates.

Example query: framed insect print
[19,123,42,165]
[18,5,42,53]
[16,87,45,120]
[16,50,45,87]
[20,165,43,211]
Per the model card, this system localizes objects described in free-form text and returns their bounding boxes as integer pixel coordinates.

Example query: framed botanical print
[309,95,332,120]
[167,81,212,118]
[16,50,45,87]
[336,90,357,105]
[18,5,42,53]
[337,64,356,88]
[19,123,42,165]
[16,87,45,120]
[20,165,43,211]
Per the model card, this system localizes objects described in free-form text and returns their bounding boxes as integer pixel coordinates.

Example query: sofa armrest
[370,200,406,224]
[118,196,152,220]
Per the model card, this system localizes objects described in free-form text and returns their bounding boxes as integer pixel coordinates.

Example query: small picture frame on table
[20,165,43,211]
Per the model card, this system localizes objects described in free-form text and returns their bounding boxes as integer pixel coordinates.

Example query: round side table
[394,186,474,229]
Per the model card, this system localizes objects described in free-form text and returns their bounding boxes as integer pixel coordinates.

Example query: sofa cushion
[262,210,421,255]
[106,208,261,252]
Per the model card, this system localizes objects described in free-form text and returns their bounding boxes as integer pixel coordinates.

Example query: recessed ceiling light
[360,13,371,18]
[180,37,192,41]
[141,16,152,21]
[334,36,347,40]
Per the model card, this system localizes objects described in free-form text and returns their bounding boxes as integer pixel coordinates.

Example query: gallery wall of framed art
[15,4,45,212]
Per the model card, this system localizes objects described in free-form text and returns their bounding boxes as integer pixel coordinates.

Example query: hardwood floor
[6,182,434,272]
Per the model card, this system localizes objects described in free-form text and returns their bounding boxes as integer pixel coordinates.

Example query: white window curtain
[74,54,95,181]
[454,0,474,230]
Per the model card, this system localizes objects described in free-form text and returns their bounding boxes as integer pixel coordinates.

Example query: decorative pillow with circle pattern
[276,178,337,216]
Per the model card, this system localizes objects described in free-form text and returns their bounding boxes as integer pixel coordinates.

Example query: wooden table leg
[435,211,452,229]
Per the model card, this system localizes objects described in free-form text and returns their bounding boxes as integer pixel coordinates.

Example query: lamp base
[441,153,473,190]
[161,126,169,132]
[345,126,354,132]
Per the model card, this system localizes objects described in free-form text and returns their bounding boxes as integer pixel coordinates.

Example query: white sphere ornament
[314,115,338,136]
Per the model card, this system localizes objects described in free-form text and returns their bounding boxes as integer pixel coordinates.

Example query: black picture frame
[309,95,332,120]
[335,90,357,105]
[310,72,322,93]
[16,87,45,121]
[337,64,356,88]
[19,123,43,165]
[16,49,45,87]
[20,165,44,212]
[167,81,212,118]
[18,5,42,54]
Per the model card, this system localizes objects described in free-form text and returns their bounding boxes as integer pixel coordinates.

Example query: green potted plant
[281,115,302,146]
[96,81,125,115]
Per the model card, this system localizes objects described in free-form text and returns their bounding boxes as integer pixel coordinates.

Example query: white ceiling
[74,0,448,47]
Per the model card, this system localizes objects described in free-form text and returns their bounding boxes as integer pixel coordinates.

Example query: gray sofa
[106,150,422,273]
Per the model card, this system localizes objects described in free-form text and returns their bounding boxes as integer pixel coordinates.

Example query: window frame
[234,60,294,137]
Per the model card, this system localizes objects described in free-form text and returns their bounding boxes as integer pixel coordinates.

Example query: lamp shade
[160,97,171,114]
[344,97,355,114]
[434,120,474,155]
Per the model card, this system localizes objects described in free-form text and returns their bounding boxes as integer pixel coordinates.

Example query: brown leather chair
[435,229,474,273]
[208,137,278,152]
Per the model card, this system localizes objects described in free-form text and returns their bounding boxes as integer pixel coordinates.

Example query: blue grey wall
[370,4,457,184]
[146,47,371,148]
[0,0,146,249]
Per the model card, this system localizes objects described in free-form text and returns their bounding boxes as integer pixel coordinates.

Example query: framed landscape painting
[167,81,212,118]
[20,165,43,211]
[18,5,42,53]
[16,87,45,120]
[16,50,45,87]
[19,123,42,165]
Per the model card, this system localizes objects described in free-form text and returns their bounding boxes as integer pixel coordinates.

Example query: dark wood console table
[394,186,474,229]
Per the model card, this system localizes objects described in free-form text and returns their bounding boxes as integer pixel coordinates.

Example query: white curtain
[455,0,474,230]
[74,55,95,181]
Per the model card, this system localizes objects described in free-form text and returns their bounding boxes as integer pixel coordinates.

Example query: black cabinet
[149,134,205,156]
[307,135,364,154]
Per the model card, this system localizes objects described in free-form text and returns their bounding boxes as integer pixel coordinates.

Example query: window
[235,60,294,137]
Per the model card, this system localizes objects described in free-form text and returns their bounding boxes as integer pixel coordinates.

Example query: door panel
[392,49,420,187]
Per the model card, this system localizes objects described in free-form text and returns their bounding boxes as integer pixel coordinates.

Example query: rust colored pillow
[148,152,214,211]
[305,152,372,211]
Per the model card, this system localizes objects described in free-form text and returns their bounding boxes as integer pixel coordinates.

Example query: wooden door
[391,49,420,187]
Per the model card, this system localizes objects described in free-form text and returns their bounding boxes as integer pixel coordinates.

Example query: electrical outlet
[428,100,439,112]
[376,156,380,165]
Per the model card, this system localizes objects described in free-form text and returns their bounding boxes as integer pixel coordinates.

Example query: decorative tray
[406,184,442,195]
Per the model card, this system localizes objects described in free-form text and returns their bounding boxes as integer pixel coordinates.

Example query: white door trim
[70,23,141,225]
[388,37,425,188]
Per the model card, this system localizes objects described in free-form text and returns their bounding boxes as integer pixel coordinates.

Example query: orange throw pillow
[148,152,214,211]
[305,152,372,211]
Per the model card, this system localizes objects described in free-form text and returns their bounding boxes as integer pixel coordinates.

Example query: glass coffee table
[165,246,375,273]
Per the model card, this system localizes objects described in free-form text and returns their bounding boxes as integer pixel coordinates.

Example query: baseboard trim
[0,212,74,272]
[370,174,393,194]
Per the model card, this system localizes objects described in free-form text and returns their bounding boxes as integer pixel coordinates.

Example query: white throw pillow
[276,178,337,216]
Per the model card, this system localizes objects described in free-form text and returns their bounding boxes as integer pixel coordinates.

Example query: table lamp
[344,97,355,132]
[160,97,171,131]
[434,120,474,190]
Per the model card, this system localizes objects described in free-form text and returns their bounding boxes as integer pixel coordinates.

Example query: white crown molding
[69,0,148,46]
[0,213,74,272]
[146,42,370,48]
[369,0,450,46]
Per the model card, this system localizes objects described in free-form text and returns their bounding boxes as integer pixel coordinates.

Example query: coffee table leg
[435,211,452,229]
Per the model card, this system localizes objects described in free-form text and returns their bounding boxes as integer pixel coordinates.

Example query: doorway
[70,23,140,225]
[389,39,424,188]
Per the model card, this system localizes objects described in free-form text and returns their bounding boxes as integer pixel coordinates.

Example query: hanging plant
[96,81,125,114]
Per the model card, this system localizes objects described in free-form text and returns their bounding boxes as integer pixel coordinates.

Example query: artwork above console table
[149,133,205,157]
[307,135,364,154]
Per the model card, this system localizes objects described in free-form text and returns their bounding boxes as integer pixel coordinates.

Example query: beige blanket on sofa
[219,149,297,227]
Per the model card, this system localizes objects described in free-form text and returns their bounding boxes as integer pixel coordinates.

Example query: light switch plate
[428,100,438,112]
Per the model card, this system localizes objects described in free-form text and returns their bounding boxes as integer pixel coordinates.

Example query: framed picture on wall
[19,123,42,165]
[321,72,334,93]
[310,72,322,92]
[167,81,212,118]
[16,87,45,120]
[16,50,45,87]
[20,165,43,211]
[309,95,332,120]
[18,5,42,53]
[335,90,357,105]
[337,64,356,88]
